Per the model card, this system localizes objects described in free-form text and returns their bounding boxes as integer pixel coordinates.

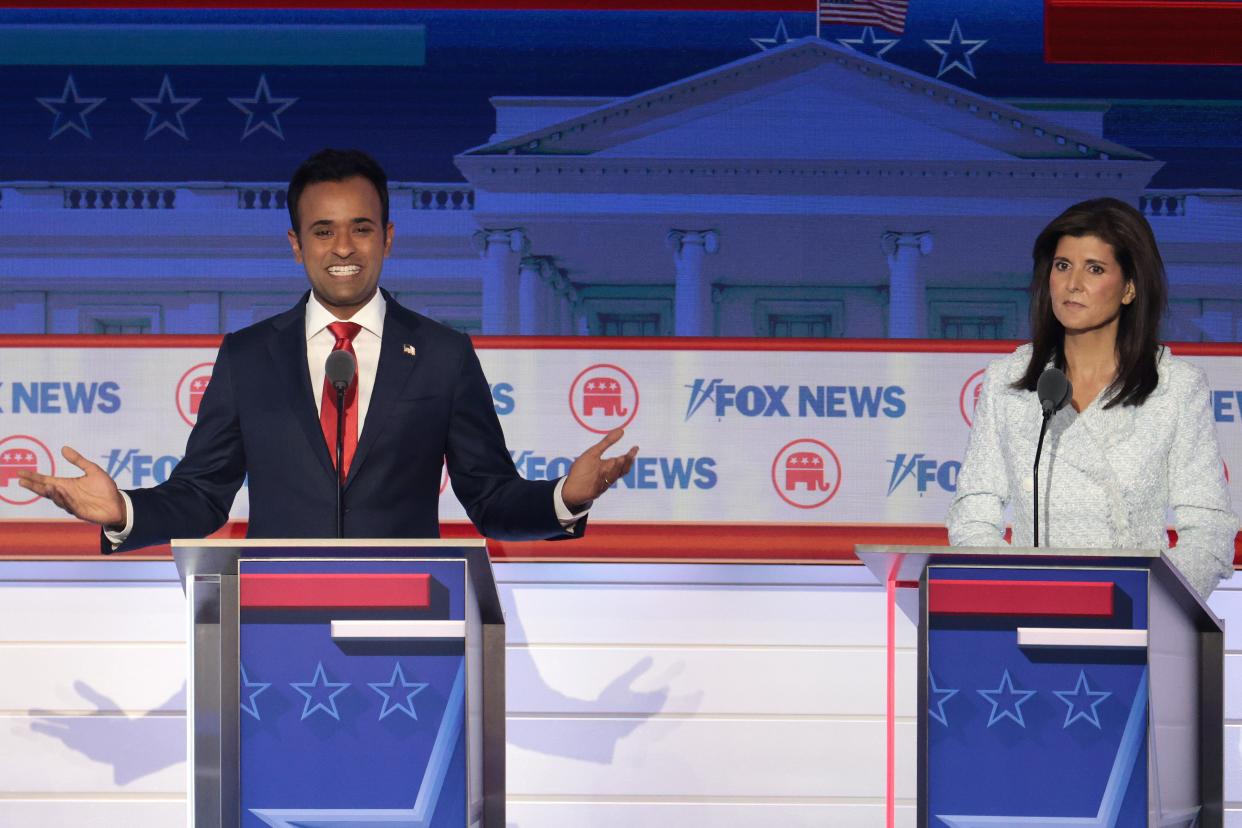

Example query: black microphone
[1032,367,1072,548]
[325,350,357,539]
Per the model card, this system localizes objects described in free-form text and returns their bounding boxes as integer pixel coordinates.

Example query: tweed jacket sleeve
[946,355,1011,547]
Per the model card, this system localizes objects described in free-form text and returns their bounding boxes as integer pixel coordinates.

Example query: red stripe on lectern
[239,573,430,609]
[929,579,1114,617]
[1046,0,1242,65]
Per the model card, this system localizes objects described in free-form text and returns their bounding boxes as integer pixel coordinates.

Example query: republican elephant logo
[959,369,986,428]
[771,439,842,510]
[0,435,55,506]
[569,364,639,434]
[784,451,833,493]
[176,362,215,428]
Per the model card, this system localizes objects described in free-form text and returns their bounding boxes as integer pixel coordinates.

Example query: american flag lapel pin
[403,344,416,357]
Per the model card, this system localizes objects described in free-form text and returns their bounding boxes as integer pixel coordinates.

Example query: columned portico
[519,256,553,335]
[668,229,719,337]
[882,231,933,338]
[476,228,529,334]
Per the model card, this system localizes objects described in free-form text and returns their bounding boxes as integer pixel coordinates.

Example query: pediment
[459,39,1148,165]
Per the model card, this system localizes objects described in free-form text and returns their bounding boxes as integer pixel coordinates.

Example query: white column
[518,257,546,335]
[474,228,528,334]
[542,268,564,334]
[668,229,719,337]
[882,231,933,338]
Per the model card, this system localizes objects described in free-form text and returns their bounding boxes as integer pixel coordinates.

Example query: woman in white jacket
[947,197,1237,598]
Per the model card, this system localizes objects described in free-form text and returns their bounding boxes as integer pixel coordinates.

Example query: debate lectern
[856,545,1223,828]
[172,539,506,828]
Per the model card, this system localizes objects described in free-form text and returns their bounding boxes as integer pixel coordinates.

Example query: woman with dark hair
[947,197,1237,597]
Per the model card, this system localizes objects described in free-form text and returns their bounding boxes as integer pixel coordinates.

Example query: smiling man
[20,148,637,551]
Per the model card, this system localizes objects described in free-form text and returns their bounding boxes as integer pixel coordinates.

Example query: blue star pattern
[924,19,987,79]
[751,19,792,52]
[132,75,201,140]
[240,664,272,721]
[976,669,1035,728]
[928,672,959,726]
[1053,670,1111,729]
[228,75,298,140]
[937,670,1173,827]
[36,75,105,140]
[291,662,351,721]
[837,27,900,60]
[369,662,430,721]
[250,663,466,828]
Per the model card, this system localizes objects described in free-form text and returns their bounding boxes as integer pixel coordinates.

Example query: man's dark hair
[287,148,389,234]
[1016,196,1168,408]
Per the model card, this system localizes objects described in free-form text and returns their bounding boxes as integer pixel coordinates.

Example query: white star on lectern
[229,74,298,140]
[290,662,350,721]
[132,74,201,140]
[369,663,429,721]
[36,75,105,140]
[925,19,987,79]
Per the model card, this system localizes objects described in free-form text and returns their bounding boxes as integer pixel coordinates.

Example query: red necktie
[319,321,362,482]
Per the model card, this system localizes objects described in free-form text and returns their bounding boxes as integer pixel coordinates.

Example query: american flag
[818,0,910,35]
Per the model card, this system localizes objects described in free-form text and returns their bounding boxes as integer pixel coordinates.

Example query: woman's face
[1048,234,1135,337]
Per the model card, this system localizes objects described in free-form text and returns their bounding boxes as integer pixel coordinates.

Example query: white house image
[2,38,1239,341]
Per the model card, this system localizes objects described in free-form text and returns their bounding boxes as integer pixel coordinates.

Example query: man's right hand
[17,446,126,529]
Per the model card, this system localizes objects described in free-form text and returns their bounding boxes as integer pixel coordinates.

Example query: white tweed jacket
[947,344,1238,598]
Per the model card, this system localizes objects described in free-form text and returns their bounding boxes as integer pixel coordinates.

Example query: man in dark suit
[19,149,636,550]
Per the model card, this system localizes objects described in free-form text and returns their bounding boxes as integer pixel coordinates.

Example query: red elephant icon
[0,449,38,486]
[582,378,628,417]
[784,451,832,492]
[189,376,210,415]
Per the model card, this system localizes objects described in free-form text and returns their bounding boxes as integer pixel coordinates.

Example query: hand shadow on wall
[28,680,187,786]
[504,603,702,764]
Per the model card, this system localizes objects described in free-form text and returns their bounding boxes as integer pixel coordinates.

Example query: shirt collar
[305,289,386,341]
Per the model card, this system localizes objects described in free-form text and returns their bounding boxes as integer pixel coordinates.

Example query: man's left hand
[561,428,638,511]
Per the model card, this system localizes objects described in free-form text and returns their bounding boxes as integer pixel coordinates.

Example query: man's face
[287,176,393,320]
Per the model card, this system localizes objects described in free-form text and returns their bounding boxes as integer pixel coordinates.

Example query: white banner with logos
[2,344,1241,528]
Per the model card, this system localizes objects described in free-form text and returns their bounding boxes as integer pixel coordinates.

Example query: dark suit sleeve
[444,337,578,541]
[104,336,248,553]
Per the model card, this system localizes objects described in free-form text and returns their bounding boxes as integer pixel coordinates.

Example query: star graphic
[751,18,792,51]
[977,669,1035,728]
[938,670,1193,827]
[928,672,959,726]
[925,19,987,79]
[229,75,298,140]
[369,662,429,721]
[290,662,350,721]
[240,664,271,721]
[1053,670,1110,729]
[131,75,200,141]
[36,75,105,140]
[837,27,899,60]
[250,663,466,828]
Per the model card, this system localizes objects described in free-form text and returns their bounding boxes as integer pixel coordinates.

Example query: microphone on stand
[1033,367,1072,548]
[325,349,357,540]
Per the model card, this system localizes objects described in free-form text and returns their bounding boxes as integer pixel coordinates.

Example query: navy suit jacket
[108,291,572,552]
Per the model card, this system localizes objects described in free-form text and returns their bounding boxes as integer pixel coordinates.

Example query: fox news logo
[0,435,55,506]
[886,453,960,496]
[1213,390,1242,423]
[104,449,182,487]
[0,381,121,414]
[511,450,716,489]
[685,379,904,420]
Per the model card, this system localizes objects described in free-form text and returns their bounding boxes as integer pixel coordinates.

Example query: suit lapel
[345,296,422,489]
[267,298,336,481]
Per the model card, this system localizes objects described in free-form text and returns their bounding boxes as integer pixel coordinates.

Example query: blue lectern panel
[238,558,468,828]
[927,566,1149,827]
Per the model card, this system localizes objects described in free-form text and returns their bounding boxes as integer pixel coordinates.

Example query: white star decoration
[925,19,987,79]
[131,74,201,140]
[229,75,298,141]
[838,26,899,60]
[36,75,105,140]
